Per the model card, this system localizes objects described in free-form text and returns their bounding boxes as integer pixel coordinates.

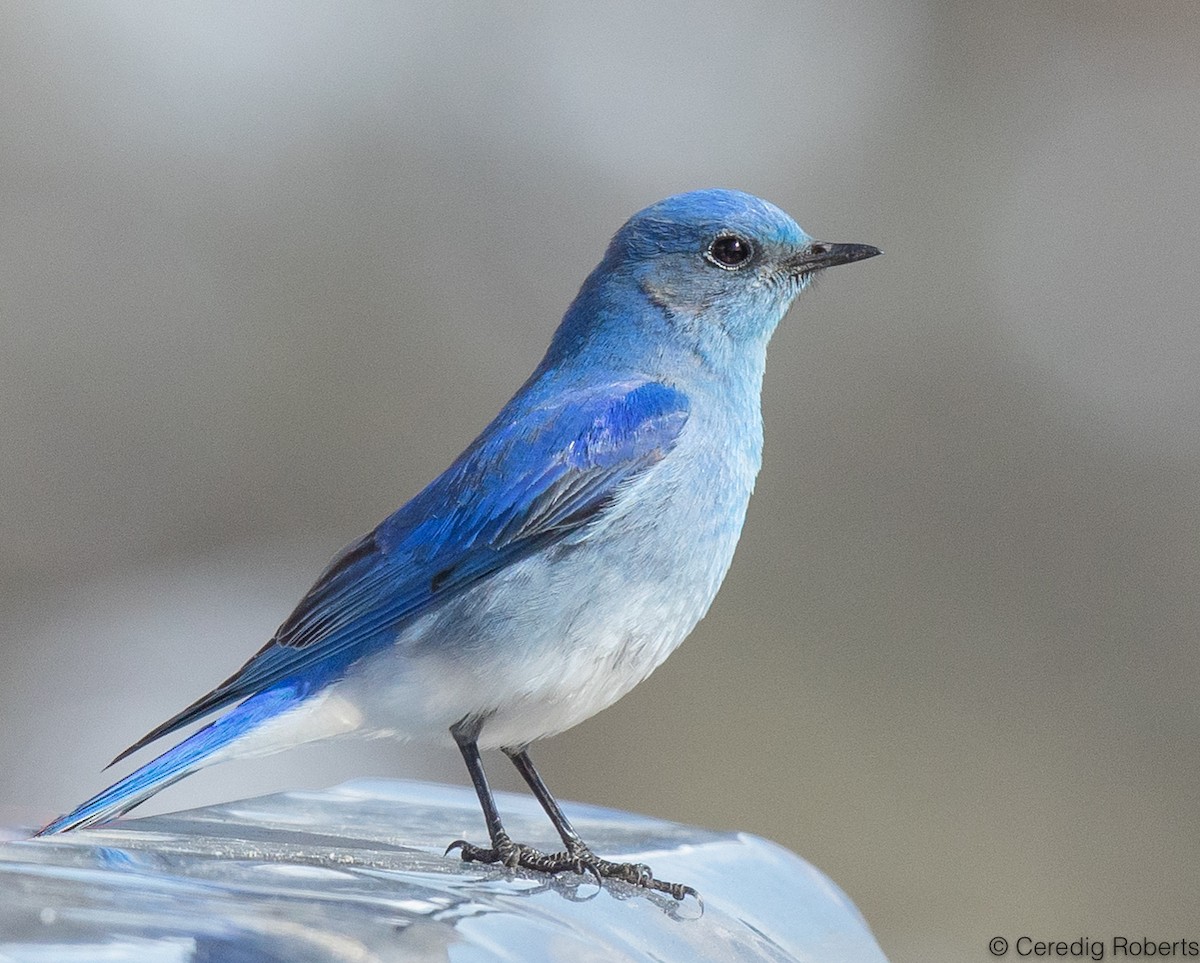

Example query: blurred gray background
[2,3,1197,960]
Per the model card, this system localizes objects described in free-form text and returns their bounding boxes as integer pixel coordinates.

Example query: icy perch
[1,779,887,962]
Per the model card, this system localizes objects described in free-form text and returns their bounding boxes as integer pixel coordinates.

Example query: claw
[647,877,702,905]
[578,859,603,888]
[656,879,693,901]
[446,839,504,865]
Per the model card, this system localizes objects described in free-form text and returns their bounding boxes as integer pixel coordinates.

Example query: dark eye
[706,234,754,269]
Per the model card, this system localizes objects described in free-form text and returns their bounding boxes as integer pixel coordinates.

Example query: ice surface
[0,780,887,962]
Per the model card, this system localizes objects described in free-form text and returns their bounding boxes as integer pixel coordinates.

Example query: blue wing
[111,380,689,764]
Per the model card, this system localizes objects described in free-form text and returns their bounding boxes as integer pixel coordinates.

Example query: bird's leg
[445,717,573,873]
[504,746,698,902]
[443,719,695,901]
[444,716,526,867]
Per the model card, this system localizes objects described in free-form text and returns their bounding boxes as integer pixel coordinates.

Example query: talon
[446,839,503,865]
[649,877,701,903]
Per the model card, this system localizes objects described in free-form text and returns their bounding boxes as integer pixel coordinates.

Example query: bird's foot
[445,833,697,901]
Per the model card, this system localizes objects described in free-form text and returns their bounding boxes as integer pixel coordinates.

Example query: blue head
[544,189,880,376]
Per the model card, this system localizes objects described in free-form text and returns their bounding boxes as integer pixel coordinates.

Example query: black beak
[789,241,882,275]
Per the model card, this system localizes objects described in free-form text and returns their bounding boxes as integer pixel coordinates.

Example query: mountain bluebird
[37,189,879,899]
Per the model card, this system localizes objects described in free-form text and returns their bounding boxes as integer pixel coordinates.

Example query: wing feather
[110,380,689,765]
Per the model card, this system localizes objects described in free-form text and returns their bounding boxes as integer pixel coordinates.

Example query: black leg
[504,747,591,853]
[445,716,567,872]
[443,719,697,901]
[504,746,697,902]
[444,716,520,865]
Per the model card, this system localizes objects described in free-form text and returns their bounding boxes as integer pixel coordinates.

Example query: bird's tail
[35,687,302,836]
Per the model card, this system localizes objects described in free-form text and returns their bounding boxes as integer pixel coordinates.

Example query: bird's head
[547,189,880,376]
[617,188,878,339]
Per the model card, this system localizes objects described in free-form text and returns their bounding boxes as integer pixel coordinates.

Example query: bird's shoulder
[375,377,688,549]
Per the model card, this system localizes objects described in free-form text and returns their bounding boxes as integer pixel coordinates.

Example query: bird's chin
[787,271,817,296]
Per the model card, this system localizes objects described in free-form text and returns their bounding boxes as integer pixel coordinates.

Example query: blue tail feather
[35,687,300,836]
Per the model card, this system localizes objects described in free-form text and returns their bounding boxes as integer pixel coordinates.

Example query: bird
[35,189,880,900]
